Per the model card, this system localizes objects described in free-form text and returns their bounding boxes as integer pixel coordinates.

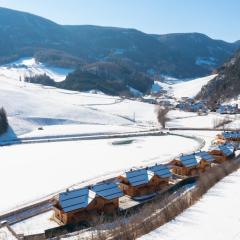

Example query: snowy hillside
[151,74,217,99]
[0,70,158,138]
[2,57,73,82]
[140,170,240,240]
[171,74,217,99]
[0,62,224,141]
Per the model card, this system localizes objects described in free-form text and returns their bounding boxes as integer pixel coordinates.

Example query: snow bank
[140,170,240,240]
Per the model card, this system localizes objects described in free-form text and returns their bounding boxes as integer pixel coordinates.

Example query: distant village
[137,95,240,115]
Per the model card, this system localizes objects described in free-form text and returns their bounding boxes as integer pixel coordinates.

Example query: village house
[53,182,123,225]
[118,165,172,197]
[170,151,214,176]
[208,143,235,163]
[217,131,240,143]
[195,151,215,171]
[216,104,239,114]
[148,163,172,186]
[176,101,208,113]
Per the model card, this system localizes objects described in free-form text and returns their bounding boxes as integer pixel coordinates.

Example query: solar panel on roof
[195,151,214,162]
[92,182,123,200]
[149,164,172,178]
[210,143,234,157]
[219,145,234,156]
[126,169,154,187]
[180,154,198,167]
[59,187,96,213]
[223,132,240,139]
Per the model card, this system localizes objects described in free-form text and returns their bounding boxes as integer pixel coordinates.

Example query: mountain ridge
[196,50,240,104]
[0,7,239,79]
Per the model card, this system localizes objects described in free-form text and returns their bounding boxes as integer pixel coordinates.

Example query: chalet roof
[195,151,214,162]
[125,169,154,187]
[209,143,234,157]
[223,131,240,139]
[149,164,172,178]
[92,182,123,200]
[59,187,96,213]
[179,154,198,168]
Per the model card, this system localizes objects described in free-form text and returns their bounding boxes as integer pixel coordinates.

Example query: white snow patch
[2,57,73,82]
[171,74,217,99]
[0,226,18,240]
[12,211,58,235]
[151,81,171,94]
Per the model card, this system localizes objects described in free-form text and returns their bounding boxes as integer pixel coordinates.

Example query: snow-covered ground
[12,211,58,235]
[0,68,158,138]
[2,57,73,82]
[171,74,217,99]
[19,124,144,139]
[172,130,217,150]
[0,225,18,240]
[0,135,199,214]
[139,169,240,240]
[167,111,225,129]
[150,74,216,100]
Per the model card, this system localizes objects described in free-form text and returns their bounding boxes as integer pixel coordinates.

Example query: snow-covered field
[167,111,223,129]
[151,74,216,99]
[140,169,240,240]
[2,57,73,82]
[0,134,199,214]
[0,58,219,140]
[0,65,158,138]
[171,74,217,99]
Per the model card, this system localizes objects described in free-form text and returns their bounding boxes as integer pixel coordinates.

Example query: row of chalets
[52,131,238,225]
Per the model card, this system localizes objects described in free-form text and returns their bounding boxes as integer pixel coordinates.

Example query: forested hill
[0,7,239,79]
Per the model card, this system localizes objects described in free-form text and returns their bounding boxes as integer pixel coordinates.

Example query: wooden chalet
[91,182,124,214]
[171,153,199,176]
[148,164,172,186]
[208,143,235,163]
[195,151,215,172]
[53,182,123,225]
[171,151,215,176]
[118,165,172,197]
[217,132,240,143]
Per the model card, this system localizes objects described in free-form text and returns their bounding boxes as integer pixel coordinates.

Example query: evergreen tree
[0,107,8,134]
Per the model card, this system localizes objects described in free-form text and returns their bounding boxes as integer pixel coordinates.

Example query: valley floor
[0,134,199,214]
[1,61,240,238]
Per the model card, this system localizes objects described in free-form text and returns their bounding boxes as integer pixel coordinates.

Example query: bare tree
[213,116,232,129]
[155,106,170,128]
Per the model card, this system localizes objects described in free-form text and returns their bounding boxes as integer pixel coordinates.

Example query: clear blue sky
[0,0,239,42]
